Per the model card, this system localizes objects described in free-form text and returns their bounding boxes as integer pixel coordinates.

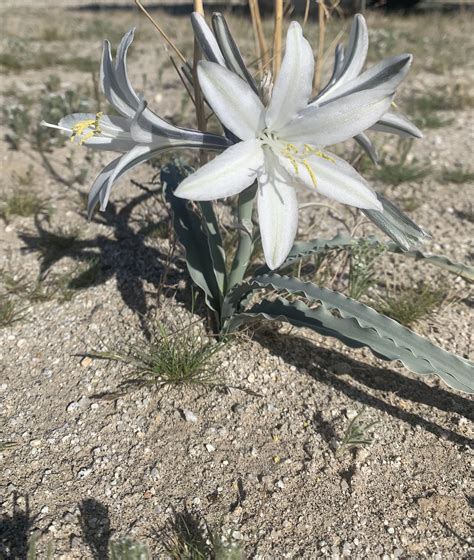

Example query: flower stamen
[71,112,104,144]
[280,143,336,188]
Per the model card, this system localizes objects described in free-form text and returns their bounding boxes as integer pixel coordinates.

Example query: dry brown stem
[272,0,284,78]
[134,0,187,64]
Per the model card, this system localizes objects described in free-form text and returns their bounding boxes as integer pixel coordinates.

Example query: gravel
[1,6,473,559]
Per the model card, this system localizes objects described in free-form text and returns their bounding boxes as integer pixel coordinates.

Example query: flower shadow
[18,186,199,339]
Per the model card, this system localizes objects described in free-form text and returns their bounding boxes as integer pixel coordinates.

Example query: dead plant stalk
[273,0,284,77]
[314,0,328,91]
[249,0,270,74]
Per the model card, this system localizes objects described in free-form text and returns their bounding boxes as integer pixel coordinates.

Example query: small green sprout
[337,409,378,456]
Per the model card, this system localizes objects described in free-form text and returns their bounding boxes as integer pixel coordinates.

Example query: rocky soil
[0,5,473,559]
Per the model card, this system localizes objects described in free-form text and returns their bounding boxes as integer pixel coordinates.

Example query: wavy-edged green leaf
[254,233,473,281]
[224,274,473,394]
[387,245,474,281]
[161,164,221,313]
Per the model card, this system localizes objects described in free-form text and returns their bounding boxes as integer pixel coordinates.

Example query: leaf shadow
[79,498,111,560]
[254,330,474,447]
[18,186,202,339]
[0,493,38,559]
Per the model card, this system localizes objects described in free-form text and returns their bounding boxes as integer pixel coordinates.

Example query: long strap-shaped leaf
[224,274,473,393]
[199,201,227,297]
[253,233,474,281]
[228,183,257,289]
[162,164,222,313]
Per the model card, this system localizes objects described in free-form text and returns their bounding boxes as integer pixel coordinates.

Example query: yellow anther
[71,112,104,144]
[302,159,318,187]
[303,144,318,156]
[314,150,335,164]
[289,156,299,175]
[391,100,398,109]
[279,143,336,188]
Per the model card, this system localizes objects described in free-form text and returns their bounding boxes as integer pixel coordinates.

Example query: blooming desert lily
[175,21,412,269]
[42,29,231,217]
[39,11,474,393]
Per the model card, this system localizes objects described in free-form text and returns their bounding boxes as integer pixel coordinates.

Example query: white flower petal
[175,139,264,201]
[316,54,412,105]
[191,12,227,66]
[101,145,151,210]
[265,21,314,130]
[115,28,141,108]
[197,61,265,140]
[59,113,131,134]
[371,110,423,138]
[257,150,299,270]
[281,89,393,146]
[100,40,136,118]
[280,150,382,211]
[57,113,134,151]
[81,137,137,152]
[87,146,154,217]
[329,15,368,88]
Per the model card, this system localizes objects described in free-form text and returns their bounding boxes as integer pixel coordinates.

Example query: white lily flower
[175,22,414,269]
[312,14,422,159]
[42,29,231,217]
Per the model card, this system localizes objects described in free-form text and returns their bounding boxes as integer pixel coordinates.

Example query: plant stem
[249,0,270,74]
[314,0,327,91]
[228,183,258,289]
[135,0,187,64]
[273,0,283,78]
[193,0,207,164]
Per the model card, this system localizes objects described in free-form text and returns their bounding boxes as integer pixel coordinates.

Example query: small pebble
[183,409,198,423]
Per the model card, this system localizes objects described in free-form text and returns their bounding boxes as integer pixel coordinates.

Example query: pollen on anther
[71,112,104,144]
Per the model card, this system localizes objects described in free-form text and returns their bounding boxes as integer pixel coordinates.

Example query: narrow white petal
[115,29,141,108]
[257,150,299,270]
[102,145,151,210]
[315,54,412,105]
[191,12,227,65]
[81,137,137,152]
[88,148,156,217]
[100,40,135,118]
[330,15,368,87]
[371,110,423,138]
[197,61,265,140]
[175,139,264,201]
[280,150,382,211]
[265,21,314,130]
[57,113,134,151]
[59,113,96,130]
[281,89,393,146]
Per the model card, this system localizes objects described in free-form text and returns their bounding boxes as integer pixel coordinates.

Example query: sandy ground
[0,5,473,559]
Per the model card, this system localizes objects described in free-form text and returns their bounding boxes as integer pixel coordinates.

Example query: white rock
[183,409,198,423]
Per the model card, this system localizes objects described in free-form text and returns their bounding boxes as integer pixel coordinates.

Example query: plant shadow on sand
[18,186,473,446]
[79,498,112,560]
[254,330,474,447]
[0,493,38,559]
[19,185,202,339]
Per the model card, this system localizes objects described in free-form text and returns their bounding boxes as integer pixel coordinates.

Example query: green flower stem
[228,183,257,290]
